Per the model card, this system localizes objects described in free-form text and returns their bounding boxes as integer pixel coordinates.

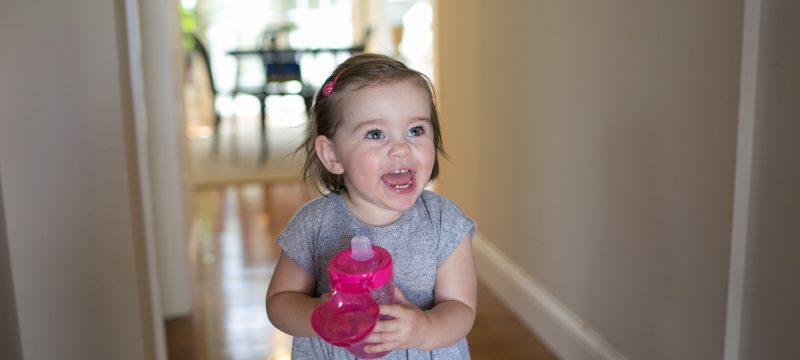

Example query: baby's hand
[317,292,332,308]
[362,287,432,353]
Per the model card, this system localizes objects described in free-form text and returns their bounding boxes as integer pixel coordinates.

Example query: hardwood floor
[166,181,558,359]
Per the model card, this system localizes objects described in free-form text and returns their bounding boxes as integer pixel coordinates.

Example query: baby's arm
[365,235,477,352]
[266,251,321,337]
[422,235,478,348]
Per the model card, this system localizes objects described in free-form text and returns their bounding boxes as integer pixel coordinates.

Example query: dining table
[224,46,366,165]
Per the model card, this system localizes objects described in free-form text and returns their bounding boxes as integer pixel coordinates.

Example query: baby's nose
[389,139,412,157]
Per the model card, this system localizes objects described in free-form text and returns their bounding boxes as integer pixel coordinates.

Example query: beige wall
[436,1,743,358]
[0,1,156,359]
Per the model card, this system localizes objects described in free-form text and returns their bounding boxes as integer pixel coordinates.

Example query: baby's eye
[407,126,426,137]
[365,129,385,140]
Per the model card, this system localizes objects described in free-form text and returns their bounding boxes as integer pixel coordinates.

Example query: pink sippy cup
[311,236,395,359]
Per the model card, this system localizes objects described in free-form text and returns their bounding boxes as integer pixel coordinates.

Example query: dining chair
[189,32,310,165]
[195,26,371,166]
[188,33,224,155]
[231,26,316,165]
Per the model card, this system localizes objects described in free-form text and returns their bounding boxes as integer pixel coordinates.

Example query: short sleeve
[276,197,325,273]
[434,194,476,267]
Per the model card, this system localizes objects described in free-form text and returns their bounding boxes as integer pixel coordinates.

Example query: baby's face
[331,79,435,225]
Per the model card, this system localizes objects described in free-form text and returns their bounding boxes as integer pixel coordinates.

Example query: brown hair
[298,53,445,194]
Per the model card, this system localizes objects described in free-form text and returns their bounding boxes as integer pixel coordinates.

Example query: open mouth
[381,169,415,191]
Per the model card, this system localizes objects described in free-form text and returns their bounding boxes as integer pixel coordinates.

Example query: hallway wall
[738,1,800,358]
[435,1,743,359]
[0,1,156,359]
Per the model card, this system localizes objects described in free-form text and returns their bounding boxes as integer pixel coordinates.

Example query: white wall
[0,1,157,359]
[436,1,743,359]
[138,0,192,319]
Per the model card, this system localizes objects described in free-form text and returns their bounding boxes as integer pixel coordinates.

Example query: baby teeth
[385,169,413,190]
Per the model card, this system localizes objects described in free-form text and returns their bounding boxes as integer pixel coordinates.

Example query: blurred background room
[181,0,435,185]
[2,1,799,360]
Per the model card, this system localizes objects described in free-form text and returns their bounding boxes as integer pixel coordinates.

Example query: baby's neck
[342,195,406,227]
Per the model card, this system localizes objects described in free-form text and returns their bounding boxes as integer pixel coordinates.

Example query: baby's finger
[392,286,409,303]
[363,328,404,352]
[363,340,397,355]
[378,303,404,319]
[370,317,399,334]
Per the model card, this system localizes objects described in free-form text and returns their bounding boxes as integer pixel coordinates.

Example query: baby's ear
[315,135,344,174]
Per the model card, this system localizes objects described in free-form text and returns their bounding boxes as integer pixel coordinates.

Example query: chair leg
[304,95,313,116]
[257,94,268,166]
[211,110,221,156]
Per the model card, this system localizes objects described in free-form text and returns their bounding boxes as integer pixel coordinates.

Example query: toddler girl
[266,53,476,359]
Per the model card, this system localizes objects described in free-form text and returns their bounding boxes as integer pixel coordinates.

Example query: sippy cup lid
[328,237,393,290]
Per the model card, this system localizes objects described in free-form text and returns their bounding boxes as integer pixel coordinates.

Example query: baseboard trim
[473,233,627,360]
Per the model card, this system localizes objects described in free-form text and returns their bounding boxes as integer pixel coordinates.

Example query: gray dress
[276,190,476,359]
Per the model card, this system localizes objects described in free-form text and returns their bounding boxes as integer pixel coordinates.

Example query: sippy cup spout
[350,236,374,261]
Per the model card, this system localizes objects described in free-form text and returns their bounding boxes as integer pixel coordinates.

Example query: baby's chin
[383,190,425,212]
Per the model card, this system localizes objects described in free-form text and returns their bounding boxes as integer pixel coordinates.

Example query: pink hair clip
[322,69,345,97]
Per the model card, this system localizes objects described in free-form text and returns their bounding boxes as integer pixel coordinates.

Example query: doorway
[172,1,435,358]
